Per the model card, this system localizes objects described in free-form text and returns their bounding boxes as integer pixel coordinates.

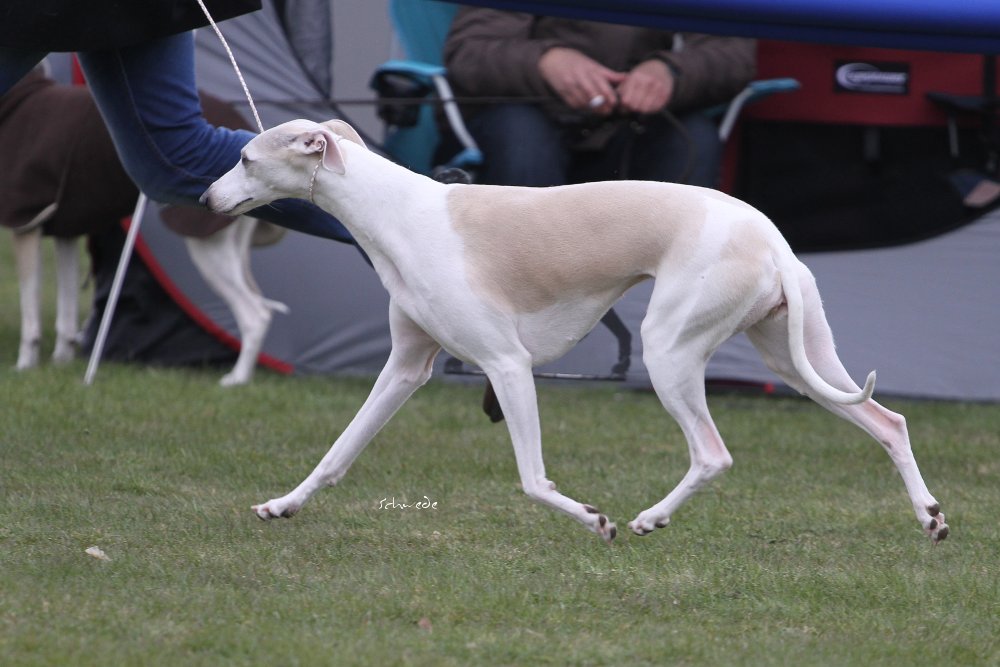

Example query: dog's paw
[52,347,76,365]
[15,342,40,371]
[582,504,617,544]
[220,371,251,388]
[627,515,670,537]
[52,335,79,365]
[252,501,299,520]
[924,504,949,544]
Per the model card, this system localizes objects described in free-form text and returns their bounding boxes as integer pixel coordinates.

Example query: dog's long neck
[314,144,434,217]
[310,141,446,263]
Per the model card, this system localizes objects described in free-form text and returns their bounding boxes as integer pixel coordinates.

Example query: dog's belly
[514,292,624,366]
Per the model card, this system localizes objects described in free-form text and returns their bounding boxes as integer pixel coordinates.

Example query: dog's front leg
[13,228,43,370]
[52,237,80,364]
[252,304,440,520]
[484,356,617,543]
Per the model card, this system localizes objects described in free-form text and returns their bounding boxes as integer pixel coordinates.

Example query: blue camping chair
[370,0,480,176]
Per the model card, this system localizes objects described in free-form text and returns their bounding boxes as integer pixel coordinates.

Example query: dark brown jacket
[0,69,250,238]
[444,8,756,124]
[0,69,135,237]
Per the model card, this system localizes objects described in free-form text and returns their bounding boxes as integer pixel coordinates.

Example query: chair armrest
[712,77,801,141]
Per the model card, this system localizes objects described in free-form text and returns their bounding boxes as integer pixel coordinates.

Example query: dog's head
[201,119,366,216]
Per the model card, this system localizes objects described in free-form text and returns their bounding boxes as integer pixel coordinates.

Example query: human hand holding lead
[616,59,675,115]
[538,47,625,115]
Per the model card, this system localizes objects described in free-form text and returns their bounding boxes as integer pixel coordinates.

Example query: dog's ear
[322,119,367,149]
[300,128,346,174]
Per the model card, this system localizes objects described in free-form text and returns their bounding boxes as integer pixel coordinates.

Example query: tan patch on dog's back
[448,181,712,312]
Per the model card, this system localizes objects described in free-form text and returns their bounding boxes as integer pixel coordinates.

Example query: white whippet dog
[202,118,948,544]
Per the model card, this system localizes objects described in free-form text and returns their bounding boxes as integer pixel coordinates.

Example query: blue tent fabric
[450,0,1000,53]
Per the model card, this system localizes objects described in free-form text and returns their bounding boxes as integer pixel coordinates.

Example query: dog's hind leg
[627,355,733,537]
[628,280,736,537]
[13,228,43,370]
[746,297,947,543]
[186,219,286,387]
[52,236,80,364]
[252,302,440,520]
[482,353,617,543]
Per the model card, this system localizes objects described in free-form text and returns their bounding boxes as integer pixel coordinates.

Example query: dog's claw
[924,505,948,544]
[597,515,617,544]
[627,514,670,536]
[582,504,616,543]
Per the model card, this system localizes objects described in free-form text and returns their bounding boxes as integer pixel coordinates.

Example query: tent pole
[83,193,148,386]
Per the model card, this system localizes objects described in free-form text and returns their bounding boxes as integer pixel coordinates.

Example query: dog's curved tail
[776,251,876,405]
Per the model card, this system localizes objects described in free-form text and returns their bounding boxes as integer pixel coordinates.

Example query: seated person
[443,9,756,188]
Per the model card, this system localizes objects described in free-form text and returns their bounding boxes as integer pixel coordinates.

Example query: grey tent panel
[699,207,1000,401]
[193,0,335,127]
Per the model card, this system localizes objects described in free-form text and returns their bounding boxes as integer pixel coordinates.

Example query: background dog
[2,67,286,385]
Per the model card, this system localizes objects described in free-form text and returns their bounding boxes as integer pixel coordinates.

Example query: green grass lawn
[1,240,998,666]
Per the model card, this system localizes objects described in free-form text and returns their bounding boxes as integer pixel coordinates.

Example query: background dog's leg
[747,303,948,543]
[236,218,287,317]
[484,355,617,542]
[13,229,43,370]
[252,304,440,520]
[187,218,286,387]
[52,236,80,364]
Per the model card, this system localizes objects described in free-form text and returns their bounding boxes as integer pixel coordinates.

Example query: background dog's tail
[777,251,876,405]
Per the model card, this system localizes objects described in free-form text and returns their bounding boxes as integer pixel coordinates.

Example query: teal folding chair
[371,0,481,175]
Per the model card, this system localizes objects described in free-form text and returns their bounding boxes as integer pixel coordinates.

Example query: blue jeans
[466,104,722,188]
[0,33,356,244]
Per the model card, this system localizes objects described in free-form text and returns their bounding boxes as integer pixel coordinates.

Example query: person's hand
[616,59,674,115]
[538,47,626,115]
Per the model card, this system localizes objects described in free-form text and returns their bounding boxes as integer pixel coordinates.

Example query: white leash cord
[195,0,265,133]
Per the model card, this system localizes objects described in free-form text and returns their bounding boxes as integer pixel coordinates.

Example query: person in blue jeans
[0,3,355,245]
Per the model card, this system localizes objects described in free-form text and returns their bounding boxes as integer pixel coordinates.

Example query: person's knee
[633,113,722,186]
[469,104,568,186]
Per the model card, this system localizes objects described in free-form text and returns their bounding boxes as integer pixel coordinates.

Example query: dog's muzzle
[200,189,251,215]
